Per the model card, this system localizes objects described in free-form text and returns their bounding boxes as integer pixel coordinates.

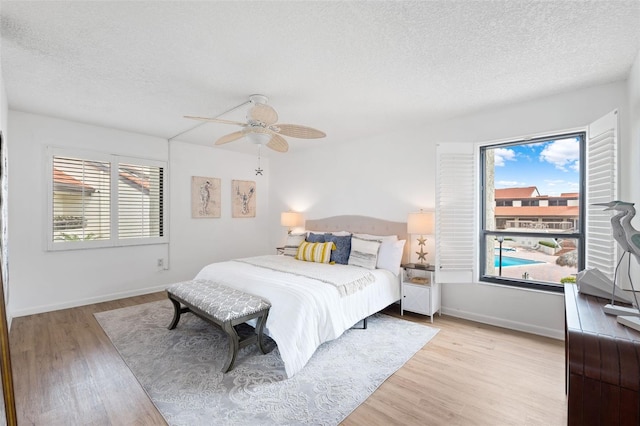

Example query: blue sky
[492,137,580,196]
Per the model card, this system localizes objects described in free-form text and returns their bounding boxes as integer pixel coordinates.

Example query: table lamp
[281,211,302,234]
[407,210,434,268]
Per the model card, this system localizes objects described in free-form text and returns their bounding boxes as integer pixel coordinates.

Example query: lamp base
[413,263,429,269]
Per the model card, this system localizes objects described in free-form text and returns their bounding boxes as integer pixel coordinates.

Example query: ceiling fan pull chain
[255,145,264,176]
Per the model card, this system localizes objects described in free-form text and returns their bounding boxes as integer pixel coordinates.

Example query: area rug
[94,300,439,426]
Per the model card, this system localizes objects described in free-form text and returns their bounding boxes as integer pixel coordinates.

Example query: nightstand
[401,263,441,323]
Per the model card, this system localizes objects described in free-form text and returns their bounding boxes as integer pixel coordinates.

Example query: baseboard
[10,284,169,318]
[441,306,565,340]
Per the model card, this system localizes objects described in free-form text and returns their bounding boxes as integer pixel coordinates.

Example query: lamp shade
[281,211,302,228]
[407,210,434,234]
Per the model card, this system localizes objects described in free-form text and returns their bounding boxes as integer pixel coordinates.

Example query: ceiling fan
[184,95,326,153]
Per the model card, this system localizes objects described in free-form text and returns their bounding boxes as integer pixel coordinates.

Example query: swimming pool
[494,255,543,267]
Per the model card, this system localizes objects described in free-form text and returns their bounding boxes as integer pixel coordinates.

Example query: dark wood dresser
[564,283,640,425]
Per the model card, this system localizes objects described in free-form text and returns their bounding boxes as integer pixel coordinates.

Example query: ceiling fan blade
[248,104,278,125]
[275,124,326,139]
[184,116,246,126]
[266,134,289,153]
[215,131,245,145]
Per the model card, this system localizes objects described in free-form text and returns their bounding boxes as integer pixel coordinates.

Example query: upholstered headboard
[305,215,410,264]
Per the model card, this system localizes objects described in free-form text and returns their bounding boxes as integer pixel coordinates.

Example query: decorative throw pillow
[306,232,326,243]
[283,233,306,257]
[295,241,336,263]
[324,233,352,265]
[348,236,381,269]
[354,233,398,242]
[377,239,406,275]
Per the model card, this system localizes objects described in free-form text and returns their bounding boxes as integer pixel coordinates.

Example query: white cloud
[494,148,516,167]
[539,138,579,172]
[496,180,527,187]
[540,179,579,196]
[570,160,580,172]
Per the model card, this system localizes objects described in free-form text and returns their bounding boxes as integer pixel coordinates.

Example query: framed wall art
[191,176,221,218]
[232,180,256,218]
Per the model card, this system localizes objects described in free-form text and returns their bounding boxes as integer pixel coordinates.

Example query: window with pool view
[480,132,585,291]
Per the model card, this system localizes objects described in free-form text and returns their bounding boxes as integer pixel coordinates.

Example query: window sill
[478,276,564,294]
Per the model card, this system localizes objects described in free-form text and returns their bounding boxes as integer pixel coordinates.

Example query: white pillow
[348,236,381,269]
[283,233,306,256]
[353,233,398,242]
[377,239,406,275]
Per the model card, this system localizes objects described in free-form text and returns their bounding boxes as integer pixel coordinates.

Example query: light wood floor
[8,293,567,425]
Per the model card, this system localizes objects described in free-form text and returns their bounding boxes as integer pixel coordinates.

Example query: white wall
[165,140,271,283]
[1,73,9,328]
[624,49,640,289]
[628,50,640,207]
[6,112,271,316]
[0,76,6,136]
[270,80,630,339]
[7,112,170,316]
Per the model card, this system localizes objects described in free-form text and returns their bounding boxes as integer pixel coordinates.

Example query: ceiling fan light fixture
[245,131,271,145]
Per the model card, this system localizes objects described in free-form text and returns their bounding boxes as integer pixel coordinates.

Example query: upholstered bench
[166,279,271,373]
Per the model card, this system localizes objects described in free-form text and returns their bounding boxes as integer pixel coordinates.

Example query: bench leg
[167,296,190,330]
[221,322,240,373]
[255,311,269,354]
[167,296,182,330]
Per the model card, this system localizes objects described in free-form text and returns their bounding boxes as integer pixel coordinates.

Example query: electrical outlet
[157,258,164,268]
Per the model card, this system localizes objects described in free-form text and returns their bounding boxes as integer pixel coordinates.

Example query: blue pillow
[325,234,352,265]
[306,232,326,243]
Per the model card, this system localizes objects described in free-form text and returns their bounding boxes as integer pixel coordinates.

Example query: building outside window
[481,133,584,290]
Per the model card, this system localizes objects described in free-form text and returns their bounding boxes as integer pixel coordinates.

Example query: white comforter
[194,255,400,378]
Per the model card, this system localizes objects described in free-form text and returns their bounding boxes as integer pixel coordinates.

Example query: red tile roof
[495,187,539,199]
[53,168,95,191]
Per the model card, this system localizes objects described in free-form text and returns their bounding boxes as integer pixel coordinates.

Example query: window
[48,147,166,250]
[480,133,584,291]
[435,110,619,292]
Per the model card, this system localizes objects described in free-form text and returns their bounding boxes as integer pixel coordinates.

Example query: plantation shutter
[49,148,167,250]
[585,110,618,282]
[118,162,164,239]
[52,155,111,243]
[436,142,476,283]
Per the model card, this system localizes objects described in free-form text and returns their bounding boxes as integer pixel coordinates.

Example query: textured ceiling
[1,1,640,155]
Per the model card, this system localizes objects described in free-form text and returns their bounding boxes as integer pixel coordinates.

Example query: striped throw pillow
[348,236,381,269]
[295,241,336,263]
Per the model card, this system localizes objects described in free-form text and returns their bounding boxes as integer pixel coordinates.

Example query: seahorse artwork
[191,176,221,218]
[199,180,212,215]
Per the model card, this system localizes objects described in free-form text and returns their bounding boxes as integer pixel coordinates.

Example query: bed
[193,215,409,378]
